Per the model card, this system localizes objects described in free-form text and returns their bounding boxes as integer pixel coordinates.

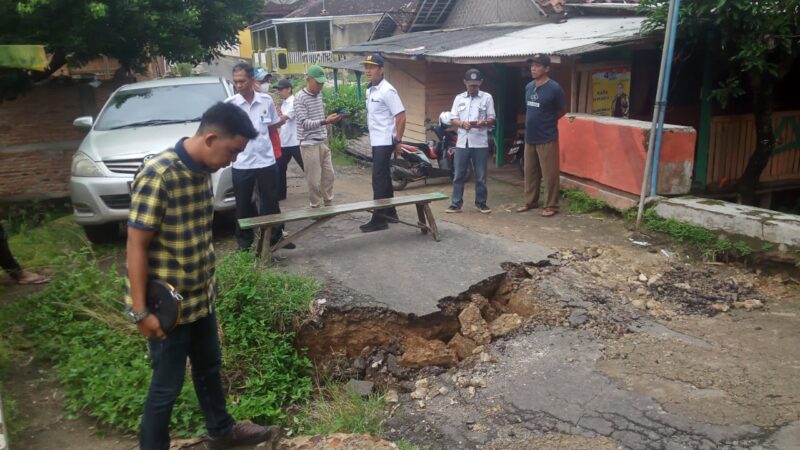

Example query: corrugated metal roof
[436,17,645,59]
[337,17,647,63]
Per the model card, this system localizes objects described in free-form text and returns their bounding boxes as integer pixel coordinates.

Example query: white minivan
[70,76,236,242]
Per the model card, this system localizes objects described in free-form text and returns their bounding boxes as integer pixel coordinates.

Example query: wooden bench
[238,192,449,262]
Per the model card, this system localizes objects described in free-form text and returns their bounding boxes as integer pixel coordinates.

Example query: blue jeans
[450,146,489,209]
[140,313,234,450]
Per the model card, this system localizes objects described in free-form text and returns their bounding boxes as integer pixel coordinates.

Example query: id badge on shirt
[260,113,271,125]
[527,101,540,108]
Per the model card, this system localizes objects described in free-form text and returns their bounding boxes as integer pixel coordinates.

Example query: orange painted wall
[558,114,697,195]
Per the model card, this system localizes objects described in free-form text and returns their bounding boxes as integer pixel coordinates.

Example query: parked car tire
[82,223,120,244]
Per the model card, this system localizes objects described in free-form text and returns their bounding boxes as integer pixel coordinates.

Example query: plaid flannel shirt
[125,139,216,325]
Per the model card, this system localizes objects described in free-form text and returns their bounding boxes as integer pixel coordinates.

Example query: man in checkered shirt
[126,103,276,450]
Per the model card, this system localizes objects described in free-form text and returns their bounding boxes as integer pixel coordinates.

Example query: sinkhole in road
[296,261,576,374]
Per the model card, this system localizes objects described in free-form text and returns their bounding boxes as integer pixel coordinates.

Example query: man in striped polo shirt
[293,65,341,208]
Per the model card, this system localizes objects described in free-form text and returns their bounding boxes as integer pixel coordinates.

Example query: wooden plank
[239,192,449,229]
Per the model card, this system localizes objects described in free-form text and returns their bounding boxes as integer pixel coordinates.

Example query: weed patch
[293,384,386,437]
[0,249,318,437]
[5,216,96,270]
[563,189,611,214]
[640,209,753,260]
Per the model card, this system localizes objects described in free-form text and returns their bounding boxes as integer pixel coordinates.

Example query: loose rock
[489,313,524,337]
[447,333,477,360]
[458,304,492,345]
[384,389,399,403]
[345,379,374,398]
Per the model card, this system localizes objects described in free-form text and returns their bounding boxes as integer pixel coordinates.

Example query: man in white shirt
[226,63,294,251]
[445,68,496,214]
[360,53,406,233]
[275,79,304,201]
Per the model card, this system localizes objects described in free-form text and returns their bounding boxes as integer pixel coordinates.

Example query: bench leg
[422,203,441,242]
[416,204,428,235]
[255,226,272,265]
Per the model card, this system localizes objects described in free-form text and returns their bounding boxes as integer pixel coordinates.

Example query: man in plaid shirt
[126,103,276,450]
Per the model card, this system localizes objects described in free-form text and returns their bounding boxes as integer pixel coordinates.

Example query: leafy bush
[322,83,367,137]
[214,251,317,424]
[0,249,318,437]
[174,63,194,77]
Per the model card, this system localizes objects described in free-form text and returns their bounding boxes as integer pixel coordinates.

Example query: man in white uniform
[445,68,496,214]
[226,63,294,250]
[360,53,406,233]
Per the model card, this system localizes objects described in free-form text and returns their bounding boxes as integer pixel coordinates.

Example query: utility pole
[636,0,681,227]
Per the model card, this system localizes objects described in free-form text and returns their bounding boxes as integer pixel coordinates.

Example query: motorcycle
[506,134,525,177]
[390,112,473,191]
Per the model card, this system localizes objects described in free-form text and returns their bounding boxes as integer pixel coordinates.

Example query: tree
[641,0,800,205]
[0,0,262,99]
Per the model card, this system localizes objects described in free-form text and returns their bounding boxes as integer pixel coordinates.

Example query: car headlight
[71,152,104,177]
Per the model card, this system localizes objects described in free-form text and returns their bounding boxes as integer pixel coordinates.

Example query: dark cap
[363,53,385,67]
[464,68,484,82]
[528,54,551,67]
[276,79,293,90]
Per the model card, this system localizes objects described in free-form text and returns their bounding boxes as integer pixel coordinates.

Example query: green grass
[293,384,387,437]
[0,335,21,440]
[563,189,611,214]
[292,383,427,449]
[6,216,91,270]
[329,132,357,169]
[0,248,319,438]
[639,208,753,260]
[396,440,426,450]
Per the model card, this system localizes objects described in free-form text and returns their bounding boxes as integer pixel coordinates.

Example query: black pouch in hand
[146,279,183,331]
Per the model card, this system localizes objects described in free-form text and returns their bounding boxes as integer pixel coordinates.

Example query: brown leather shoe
[207,421,276,450]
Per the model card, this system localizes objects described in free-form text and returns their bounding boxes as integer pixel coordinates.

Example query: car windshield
[94,83,226,131]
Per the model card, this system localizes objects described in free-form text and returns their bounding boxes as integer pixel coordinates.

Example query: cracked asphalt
[276,163,800,449]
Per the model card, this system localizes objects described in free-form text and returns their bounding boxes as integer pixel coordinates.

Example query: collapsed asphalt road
[271,163,800,450]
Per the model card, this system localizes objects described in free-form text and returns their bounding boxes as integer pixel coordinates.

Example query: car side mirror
[73,116,93,130]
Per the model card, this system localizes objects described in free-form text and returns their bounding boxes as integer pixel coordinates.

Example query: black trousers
[370,145,396,223]
[277,145,304,201]
[0,223,22,279]
[232,165,283,250]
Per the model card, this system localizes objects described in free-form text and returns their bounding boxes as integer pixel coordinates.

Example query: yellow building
[238,29,253,60]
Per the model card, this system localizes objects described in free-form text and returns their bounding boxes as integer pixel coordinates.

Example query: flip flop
[516,204,538,213]
[16,271,50,285]
[541,209,558,217]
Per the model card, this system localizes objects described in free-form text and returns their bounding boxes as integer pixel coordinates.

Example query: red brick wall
[0,78,128,201]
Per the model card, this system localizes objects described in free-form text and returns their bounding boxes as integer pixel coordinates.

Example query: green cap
[305,65,327,84]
